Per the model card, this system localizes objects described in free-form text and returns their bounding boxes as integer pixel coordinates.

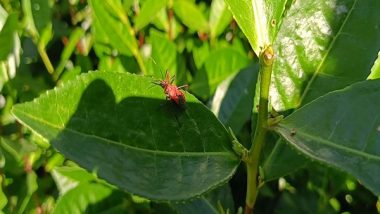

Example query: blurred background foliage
[0,0,378,213]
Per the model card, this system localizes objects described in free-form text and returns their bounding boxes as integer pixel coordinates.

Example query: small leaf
[273,79,380,195]
[135,0,168,31]
[0,13,18,61]
[173,0,208,32]
[209,0,232,39]
[52,166,96,195]
[53,183,127,214]
[225,0,287,56]
[368,51,380,80]
[12,71,239,201]
[191,47,249,99]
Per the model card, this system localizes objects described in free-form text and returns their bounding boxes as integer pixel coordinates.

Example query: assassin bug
[152,70,188,107]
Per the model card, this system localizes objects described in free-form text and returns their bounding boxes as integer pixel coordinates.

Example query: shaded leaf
[30,0,52,34]
[212,64,259,133]
[273,79,380,195]
[0,13,18,61]
[12,71,239,201]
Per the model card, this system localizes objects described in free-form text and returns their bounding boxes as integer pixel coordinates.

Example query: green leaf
[225,0,287,56]
[368,51,380,80]
[262,139,307,181]
[53,183,127,214]
[0,176,7,210]
[271,0,380,111]
[0,13,18,61]
[266,0,380,182]
[30,0,52,34]
[192,41,210,70]
[135,0,168,31]
[12,71,239,201]
[211,64,259,133]
[191,47,249,99]
[173,184,235,214]
[147,30,177,77]
[273,79,380,195]
[173,0,208,32]
[209,0,232,39]
[55,28,85,79]
[52,166,96,195]
[90,0,138,56]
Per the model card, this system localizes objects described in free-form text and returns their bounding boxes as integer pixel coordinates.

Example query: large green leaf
[265,0,380,182]
[135,0,168,31]
[90,0,138,56]
[271,0,380,110]
[225,0,287,56]
[12,71,239,201]
[173,0,208,32]
[273,79,380,195]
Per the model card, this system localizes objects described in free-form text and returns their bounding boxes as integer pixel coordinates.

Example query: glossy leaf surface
[271,0,380,110]
[273,79,380,195]
[12,72,239,201]
[265,0,380,181]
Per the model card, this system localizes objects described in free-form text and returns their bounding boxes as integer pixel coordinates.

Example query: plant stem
[245,46,274,213]
[37,45,54,75]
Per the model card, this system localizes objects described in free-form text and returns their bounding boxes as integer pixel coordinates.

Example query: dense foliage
[0,0,380,213]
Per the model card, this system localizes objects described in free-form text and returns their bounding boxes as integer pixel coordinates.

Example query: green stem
[245,46,274,213]
[37,45,54,75]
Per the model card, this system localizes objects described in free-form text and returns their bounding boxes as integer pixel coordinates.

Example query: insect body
[153,71,188,106]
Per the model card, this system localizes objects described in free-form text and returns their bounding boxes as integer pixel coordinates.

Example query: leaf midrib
[275,124,380,161]
[12,107,237,158]
[298,0,358,105]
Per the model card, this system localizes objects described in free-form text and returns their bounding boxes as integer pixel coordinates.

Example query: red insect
[153,71,188,107]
